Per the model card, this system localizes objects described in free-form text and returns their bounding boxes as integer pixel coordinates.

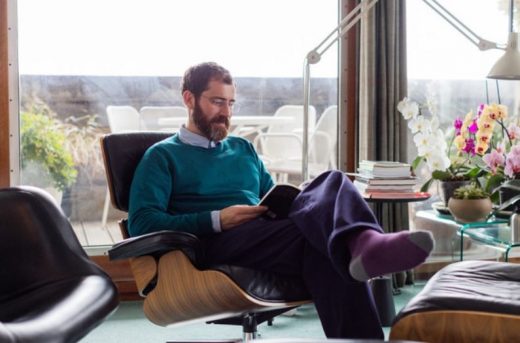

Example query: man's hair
[181,62,233,98]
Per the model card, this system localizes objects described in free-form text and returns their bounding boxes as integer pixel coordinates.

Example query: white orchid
[408,116,431,134]
[398,97,464,191]
[413,132,435,151]
[426,152,451,173]
[430,116,440,132]
[397,97,419,120]
[432,128,448,151]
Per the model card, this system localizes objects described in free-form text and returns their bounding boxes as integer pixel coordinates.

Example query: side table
[363,192,431,326]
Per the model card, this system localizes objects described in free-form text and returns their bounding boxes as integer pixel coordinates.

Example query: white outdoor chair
[257,105,337,183]
[310,105,337,169]
[253,105,316,182]
[106,105,142,133]
[139,106,187,131]
[102,105,142,228]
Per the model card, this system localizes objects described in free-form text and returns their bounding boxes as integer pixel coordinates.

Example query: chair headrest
[101,132,173,212]
[0,186,105,299]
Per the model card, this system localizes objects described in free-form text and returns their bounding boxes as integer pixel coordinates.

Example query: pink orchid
[463,138,476,155]
[508,124,520,140]
[504,146,520,178]
[454,118,463,135]
[483,149,505,173]
[468,120,478,134]
[496,141,506,154]
[477,104,485,116]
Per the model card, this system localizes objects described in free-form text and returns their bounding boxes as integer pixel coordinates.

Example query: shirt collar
[178,125,221,148]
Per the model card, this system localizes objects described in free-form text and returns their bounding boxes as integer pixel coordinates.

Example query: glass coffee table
[457,219,520,261]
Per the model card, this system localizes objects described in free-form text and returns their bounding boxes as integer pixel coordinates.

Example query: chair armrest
[253,132,303,146]
[108,230,204,264]
[253,132,303,156]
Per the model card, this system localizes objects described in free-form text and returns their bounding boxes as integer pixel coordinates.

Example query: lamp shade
[487,32,520,80]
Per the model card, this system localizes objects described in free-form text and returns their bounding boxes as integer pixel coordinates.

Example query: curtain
[358,0,411,286]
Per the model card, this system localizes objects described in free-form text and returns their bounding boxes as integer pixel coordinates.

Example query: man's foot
[347,229,434,282]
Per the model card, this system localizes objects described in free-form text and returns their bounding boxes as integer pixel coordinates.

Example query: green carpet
[80,282,424,342]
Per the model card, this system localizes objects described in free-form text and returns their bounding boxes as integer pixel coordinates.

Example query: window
[406,0,515,258]
[407,0,515,186]
[407,0,513,117]
[13,0,339,249]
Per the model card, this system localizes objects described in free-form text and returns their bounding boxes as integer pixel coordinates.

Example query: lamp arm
[422,0,505,51]
[302,0,378,181]
[307,0,379,64]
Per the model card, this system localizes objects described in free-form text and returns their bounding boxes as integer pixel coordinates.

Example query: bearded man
[128,62,433,339]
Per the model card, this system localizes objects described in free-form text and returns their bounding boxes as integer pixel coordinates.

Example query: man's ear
[182,90,195,110]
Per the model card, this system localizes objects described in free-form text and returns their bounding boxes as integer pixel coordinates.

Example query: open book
[259,184,301,219]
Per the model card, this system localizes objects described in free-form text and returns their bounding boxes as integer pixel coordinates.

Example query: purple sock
[347,229,434,282]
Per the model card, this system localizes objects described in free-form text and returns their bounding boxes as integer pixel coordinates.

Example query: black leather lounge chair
[390,260,520,343]
[0,186,119,343]
[101,132,311,342]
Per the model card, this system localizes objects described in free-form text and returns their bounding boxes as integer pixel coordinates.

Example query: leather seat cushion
[395,260,520,322]
[110,231,311,302]
[211,264,310,302]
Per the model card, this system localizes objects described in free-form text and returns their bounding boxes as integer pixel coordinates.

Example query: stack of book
[351,160,421,199]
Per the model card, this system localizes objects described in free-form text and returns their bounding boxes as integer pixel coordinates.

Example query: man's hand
[220,205,268,231]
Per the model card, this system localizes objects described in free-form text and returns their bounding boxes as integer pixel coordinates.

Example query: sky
[16,0,338,77]
[407,0,510,80]
[15,0,512,79]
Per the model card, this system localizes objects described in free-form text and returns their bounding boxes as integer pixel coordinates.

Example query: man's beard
[192,101,230,142]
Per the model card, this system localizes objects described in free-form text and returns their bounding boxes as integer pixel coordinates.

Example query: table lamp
[423,0,520,80]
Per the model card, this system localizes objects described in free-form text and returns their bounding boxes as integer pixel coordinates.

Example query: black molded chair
[0,186,119,343]
[101,132,311,342]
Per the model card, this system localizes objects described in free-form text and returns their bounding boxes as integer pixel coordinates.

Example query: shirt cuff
[211,210,222,232]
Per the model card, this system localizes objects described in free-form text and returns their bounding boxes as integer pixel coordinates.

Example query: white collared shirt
[177,125,223,232]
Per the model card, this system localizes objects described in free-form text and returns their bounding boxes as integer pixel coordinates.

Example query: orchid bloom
[413,132,436,153]
[454,118,463,135]
[413,132,429,146]
[477,103,485,116]
[483,149,505,174]
[430,116,440,131]
[454,135,466,151]
[408,116,430,134]
[508,124,520,140]
[468,120,478,134]
[496,140,506,154]
[426,152,451,173]
[463,138,476,155]
[400,98,520,181]
[397,98,419,120]
[481,103,508,121]
[504,145,520,178]
[474,141,489,156]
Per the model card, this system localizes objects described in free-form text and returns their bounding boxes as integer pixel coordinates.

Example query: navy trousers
[200,171,384,339]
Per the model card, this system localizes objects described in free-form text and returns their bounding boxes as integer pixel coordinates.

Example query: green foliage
[452,184,490,200]
[418,163,476,192]
[485,173,506,203]
[21,111,77,191]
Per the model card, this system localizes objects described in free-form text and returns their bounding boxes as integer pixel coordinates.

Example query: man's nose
[221,103,232,116]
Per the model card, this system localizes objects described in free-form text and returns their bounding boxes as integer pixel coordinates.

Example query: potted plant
[397,98,479,206]
[447,184,492,223]
[20,110,77,201]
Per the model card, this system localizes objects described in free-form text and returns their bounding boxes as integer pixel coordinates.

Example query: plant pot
[439,180,471,206]
[448,197,493,223]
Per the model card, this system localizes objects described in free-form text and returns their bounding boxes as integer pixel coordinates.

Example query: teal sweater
[128,134,274,236]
